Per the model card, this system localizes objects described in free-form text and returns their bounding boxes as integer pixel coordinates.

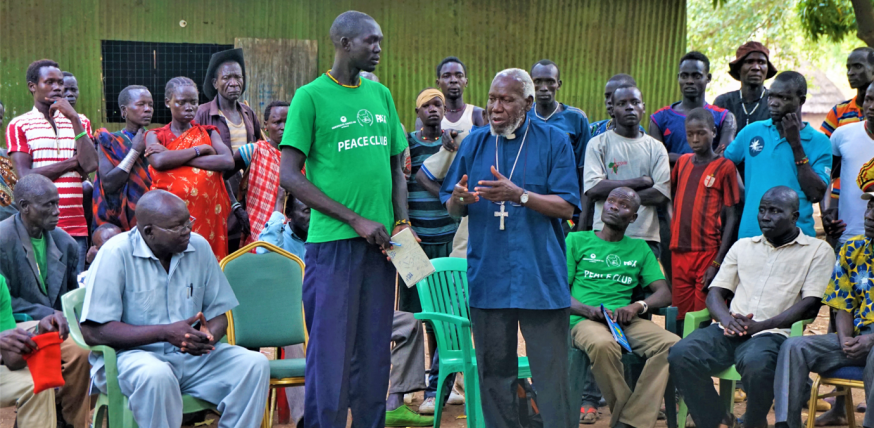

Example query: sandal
[580,407,599,424]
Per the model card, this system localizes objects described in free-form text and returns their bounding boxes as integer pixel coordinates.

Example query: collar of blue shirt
[762,118,817,142]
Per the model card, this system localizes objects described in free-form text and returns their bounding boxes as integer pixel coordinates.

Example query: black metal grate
[101,41,233,124]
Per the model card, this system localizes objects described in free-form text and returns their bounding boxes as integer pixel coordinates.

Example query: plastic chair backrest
[415,257,470,354]
[61,288,93,351]
[220,241,306,349]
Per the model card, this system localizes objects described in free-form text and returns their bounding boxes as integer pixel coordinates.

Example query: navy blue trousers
[303,238,396,428]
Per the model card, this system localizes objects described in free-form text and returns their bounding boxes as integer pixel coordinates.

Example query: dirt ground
[2,306,865,428]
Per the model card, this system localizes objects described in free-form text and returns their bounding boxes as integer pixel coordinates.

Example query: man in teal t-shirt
[0,274,67,427]
[278,11,413,428]
[568,187,678,428]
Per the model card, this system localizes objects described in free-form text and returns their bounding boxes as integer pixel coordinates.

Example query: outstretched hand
[475,166,523,203]
[451,175,479,205]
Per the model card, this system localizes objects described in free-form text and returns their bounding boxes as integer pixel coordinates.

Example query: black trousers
[668,324,786,428]
[470,307,574,428]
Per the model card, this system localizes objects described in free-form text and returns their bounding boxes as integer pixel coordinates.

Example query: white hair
[493,68,535,99]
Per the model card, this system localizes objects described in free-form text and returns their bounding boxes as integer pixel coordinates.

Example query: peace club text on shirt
[331,109,391,152]
[581,253,638,285]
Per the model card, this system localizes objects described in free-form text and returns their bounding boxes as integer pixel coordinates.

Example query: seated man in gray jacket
[0,174,90,428]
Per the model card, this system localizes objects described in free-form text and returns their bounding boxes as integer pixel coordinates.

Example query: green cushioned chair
[415,257,531,428]
[61,287,215,428]
[221,241,307,428]
[676,308,813,427]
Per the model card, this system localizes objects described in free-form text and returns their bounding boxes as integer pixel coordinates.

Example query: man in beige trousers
[567,187,679,428]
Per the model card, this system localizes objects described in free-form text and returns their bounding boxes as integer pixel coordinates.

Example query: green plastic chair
[676,308,813,427]
[220,241,307,428]
[568,306,679,428]
[61,287,215,428]
[414,257,531,428]
[12,313,32,322]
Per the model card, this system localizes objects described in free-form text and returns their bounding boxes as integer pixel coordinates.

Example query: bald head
[135,190,188,227]
[93,223,122,249]
[610,187,641,211]
[13,173,55,204]
[14,173,60,231]
[330,11,377,47]
[758,186,801,240]
[761,186,800,213]
[136,190,192,257]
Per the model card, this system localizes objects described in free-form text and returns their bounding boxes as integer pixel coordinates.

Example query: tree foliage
[797,0,858,42]
[712,0,861,43]
[691,0,859,93]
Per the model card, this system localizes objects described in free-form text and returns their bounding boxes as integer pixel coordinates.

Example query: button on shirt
[439,119,581,309]
[723,119,832,239]
[709,230,834,336]
[81,229,238,376]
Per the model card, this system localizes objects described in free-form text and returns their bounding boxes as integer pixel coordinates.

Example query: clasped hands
[452,166,523,205]
[164,312,216,356]
[584,303,643,326]
[721,312,763,337]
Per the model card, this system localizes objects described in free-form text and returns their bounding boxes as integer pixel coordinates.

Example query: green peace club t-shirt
[281,74,407,243]
[31,235,48,295]
[566,231,665,327]
[0,275,17,332]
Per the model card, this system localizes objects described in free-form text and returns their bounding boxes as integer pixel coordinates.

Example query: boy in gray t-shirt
[583,126,671,247]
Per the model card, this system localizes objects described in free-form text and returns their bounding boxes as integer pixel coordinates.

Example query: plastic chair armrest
[414,312,471,327]
[683,308,712,338]
[12,313,33,322]
[791,319,814,337]
[656,306,679,336]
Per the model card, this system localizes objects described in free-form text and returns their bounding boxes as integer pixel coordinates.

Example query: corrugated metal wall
[0,0,686,142]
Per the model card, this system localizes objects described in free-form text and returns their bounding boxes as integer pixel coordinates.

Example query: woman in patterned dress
[145,77,235,260]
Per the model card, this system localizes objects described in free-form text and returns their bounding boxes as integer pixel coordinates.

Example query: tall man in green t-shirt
[567,187,678,428]
[279,11,411,428]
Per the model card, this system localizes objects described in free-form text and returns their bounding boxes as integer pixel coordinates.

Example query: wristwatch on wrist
[635,300,649,315]
[520,190,529,205]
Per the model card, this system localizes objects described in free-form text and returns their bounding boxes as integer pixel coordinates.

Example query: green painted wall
[0,0,686,142]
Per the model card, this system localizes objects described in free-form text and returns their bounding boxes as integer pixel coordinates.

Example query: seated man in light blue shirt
[257,188,308,259]
[79,190,270,428]
[722,71,831,238]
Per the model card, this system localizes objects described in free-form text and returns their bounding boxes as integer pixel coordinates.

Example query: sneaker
[385,404,434,427]
[418,397,436,415]
[580,407,598,424]
[447,387,465,405]
[403,393,414,405]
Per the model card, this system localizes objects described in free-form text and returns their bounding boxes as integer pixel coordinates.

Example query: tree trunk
[852,0,874,46]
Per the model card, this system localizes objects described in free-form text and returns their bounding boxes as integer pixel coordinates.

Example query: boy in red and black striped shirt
[670,108,741,320]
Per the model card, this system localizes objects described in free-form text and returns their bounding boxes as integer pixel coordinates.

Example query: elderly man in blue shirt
[441,68,580,428]
[79,190,270,428]
[723,71,831,238]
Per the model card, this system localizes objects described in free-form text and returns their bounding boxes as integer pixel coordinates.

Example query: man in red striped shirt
[6,59,98,273]
[670,108,741,324]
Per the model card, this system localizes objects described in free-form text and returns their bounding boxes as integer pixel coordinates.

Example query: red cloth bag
[21,332,66,394]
